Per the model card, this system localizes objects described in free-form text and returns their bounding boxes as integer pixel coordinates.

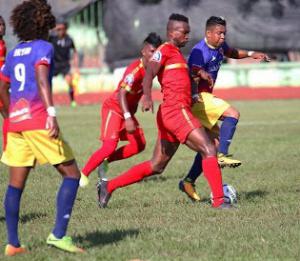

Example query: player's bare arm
[142,61,161,112]
[36,65,59,138]
[225,48,270,61]
[0,80,9,118]
[119,87,136,133]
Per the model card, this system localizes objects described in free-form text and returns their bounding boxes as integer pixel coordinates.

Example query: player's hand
[142,95,154,113]
[125,118,136,134]
[192,94,200,105]
[198,71,214,88]
[250,52,271,62]
[46,116,60,139]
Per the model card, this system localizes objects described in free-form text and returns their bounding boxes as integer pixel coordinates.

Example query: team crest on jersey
[124,74,134,85]
[151,50,162,62]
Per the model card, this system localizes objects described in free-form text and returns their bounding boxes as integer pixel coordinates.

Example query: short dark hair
[169,13,189,23]
[144,32,162,48]
[0,16,4,23]
[10,0,56,41]
[206,16,226,30]
[56,17,68,28]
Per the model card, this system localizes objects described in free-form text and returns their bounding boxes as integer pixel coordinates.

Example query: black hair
[206,16,226,29]
[0,16,4,23]
[10,0,55,41]
[169,13,189,23]
[56,17,68,28]
[144,32,162,48]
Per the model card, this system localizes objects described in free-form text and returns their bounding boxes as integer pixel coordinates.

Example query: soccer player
[97,13,231,209]
[179,16,270,201]
[79,33,162,188]
[49,19,78,107]
[0,15,8,149]
[0,0,83,255]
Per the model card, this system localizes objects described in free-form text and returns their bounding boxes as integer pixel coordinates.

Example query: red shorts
[157,104,201,144]
[100,103,144,141]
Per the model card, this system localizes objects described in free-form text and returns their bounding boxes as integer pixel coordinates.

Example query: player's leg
[98,138,179,208]
[80,106,122,186]
[179,127,219,201]
[185,127,226,208]
[4,167,30,256]
[218,105,241,167]
[47,159,83,253]
[65,73,76,107]
[107,127,146,163]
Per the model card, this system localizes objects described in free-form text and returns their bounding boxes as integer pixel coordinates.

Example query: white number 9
[14,63,26,91]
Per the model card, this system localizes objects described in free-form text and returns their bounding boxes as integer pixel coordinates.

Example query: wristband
[47,106,56,117]
[247,51,254,57]
[192,94,199,99]
[124,112,131,119]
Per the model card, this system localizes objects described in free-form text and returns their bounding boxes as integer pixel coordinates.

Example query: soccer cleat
[79,172,89,188]
[179,180,201,201]
[97,179,111,208]
[46,233,84,253]
[5,244,27,256]
[70,101,77,108]
[98,160,109,180]
[218,153,242,168]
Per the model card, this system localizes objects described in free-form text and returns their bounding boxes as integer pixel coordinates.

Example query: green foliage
[0,100,299,260]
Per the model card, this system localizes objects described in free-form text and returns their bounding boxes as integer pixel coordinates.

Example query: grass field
[0,99,299,261]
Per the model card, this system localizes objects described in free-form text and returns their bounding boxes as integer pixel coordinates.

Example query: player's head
[55,18,68,38]
[141,32,162,64]
[10,0,55,41]
[0,16,5,37]
[205,16,226,48]
[167,13,190,48]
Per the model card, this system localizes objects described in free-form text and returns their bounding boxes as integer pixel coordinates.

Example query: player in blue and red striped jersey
[79,33,162,188]
[0,0,84,256]
[179,16,270,201]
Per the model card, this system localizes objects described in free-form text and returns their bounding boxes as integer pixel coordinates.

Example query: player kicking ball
[97,14,232,209]
[179,16,270,201]
[0,0,83,256]
[79,33,162,188]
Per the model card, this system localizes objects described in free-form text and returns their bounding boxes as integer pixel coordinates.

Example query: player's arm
[225,47,270,61]
[190,65,214,89]
[142,61,161,112]
[119,87,136,134]
[0,80,10,118]
[35,65,59,138]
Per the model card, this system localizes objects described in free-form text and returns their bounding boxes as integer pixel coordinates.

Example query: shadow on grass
[239,190,268,201]
[75,229,139,248]
[0,212,47,224]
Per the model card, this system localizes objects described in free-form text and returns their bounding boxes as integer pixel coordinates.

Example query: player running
[80,33,162,188]
[49,19,79,107]
[179,16,270,201]
[0,0,83,256]
[97,13,231,209]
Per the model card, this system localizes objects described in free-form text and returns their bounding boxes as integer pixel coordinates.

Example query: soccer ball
[211,184,237,204]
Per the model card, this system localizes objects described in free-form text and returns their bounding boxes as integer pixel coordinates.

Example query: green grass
[0,99,300,260]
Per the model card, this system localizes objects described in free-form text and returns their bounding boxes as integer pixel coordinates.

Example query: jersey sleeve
[34,43,54,68]
[120,63,141,92]
[222,41,230,54]
[150,44,169,66]
[188,48,205,76]
[0,54,11,83]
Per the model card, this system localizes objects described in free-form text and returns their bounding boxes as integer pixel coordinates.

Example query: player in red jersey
[97,14,231,209]
[0,15,8,151]
[79,33,162,187]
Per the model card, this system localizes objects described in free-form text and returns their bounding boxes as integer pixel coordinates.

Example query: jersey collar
[204,38,217,49]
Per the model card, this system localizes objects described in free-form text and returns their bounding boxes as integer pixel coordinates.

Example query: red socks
[108,133,146,163]
[202,156,224,207]
[107,161,153,194]
[82,140,117,177]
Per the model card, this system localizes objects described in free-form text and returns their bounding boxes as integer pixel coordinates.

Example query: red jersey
[105,59,145,115]
[0,39,6,68]
[151,42,191,107]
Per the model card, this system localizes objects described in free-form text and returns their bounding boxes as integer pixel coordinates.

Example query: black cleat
[97,179,111,208]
